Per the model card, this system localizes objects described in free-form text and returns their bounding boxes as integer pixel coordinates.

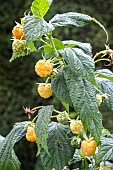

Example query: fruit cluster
[26,124,37,142]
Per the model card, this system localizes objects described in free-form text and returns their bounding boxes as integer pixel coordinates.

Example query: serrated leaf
[97,136,113,163]
[9,51,26,62]
[52,68,72,106]
[26,41,37,52]
[31,0,52,18]
[62,40,92,55]
[35,105,54,154]
[24,16,54,42]
[96,77,113,110]
[63,67,99,130]
[40,122,75,170]
[89,111,102,143]
[95,69,113,82]
[0,122,28,170]
[50,12,92,27]
[59,48,96,85]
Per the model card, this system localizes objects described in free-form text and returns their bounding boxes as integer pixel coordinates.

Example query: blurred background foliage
[0,0,113,169]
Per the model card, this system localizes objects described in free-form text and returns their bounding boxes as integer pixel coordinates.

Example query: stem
[54,109,62,114]
[95,58,111,63]
[39,38,51,47]
[32,106,43,111]
[92,18,109,43]
[48,33,59,58]
[32,115,39,123]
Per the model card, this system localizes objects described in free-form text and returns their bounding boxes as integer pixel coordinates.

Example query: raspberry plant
[1,0,113,169]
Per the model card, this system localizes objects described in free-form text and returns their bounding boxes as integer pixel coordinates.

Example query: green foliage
[1,0,113,170]
[40,122,75,170]
[35,105,54,154]
[31,0,52,18]
[0,122,28,170]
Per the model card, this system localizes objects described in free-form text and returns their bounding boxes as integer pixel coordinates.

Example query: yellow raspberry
[35,60,53,77]
[12,23,25,40]
[26,126,37,142]
[70,120,83,135]
[38,83,52,99]
[81,139,97,156]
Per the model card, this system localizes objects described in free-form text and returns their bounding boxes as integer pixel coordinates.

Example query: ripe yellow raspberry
[38,83,52,98]
[35,60,53,77]
[70,120,83,135]
[81,138,97,156]
[99,166,112,170]
[12,23,25,40]
[12,40,26,54]
[26,126,37,142]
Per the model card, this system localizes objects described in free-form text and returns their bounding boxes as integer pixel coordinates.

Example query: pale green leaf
[59,48,95,85]
[24,16,54,42]
[35,105,54,154]
[52,69,72,106]
[96,77,113,110]
[40,122,75,170]
[63,67,99,131]
[31,0,52,18]
[50,12,92,27]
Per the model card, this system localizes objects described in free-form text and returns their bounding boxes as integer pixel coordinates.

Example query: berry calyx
[81,138,97,156]
[38,83,52,98]
[35,59,53,77]
[57,111,69,124]
[12,40,26,54]
[12,23,25,40]
[70,120,83,135]
[26,125,37,142]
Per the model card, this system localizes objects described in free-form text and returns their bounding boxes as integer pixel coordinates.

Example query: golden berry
[38,83,52,98]
[81,139,97,156]
[70,120,83,135]
[35,60,53,77]
[12,24,25,40]
[26,126,37,142]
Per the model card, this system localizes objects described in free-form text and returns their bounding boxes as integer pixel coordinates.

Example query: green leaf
[52,68,72,106]
[89,111,102,143]
[59,48,96,85]
[95,69,113,82]
[50,12,92,27]
[35,105,54,154]
[40,122,75,170]
[24,16,54,42]
[0,122,28,170]
[62,40,92,55]
[26,41,37,52]
[9,51,26,62]
[63,67,99,130]
[96,77,113,110]
[31,0,52,18]
[34,40,43,51]
[97,135,113,163]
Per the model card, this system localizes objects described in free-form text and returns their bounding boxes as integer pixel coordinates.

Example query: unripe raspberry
[26,125,37,142]
[99,166,112,170]
[38,83,52,98]
[70,120,83,135]
[12,40,26,54]
[57,111,69,124]
[35,60,53,77]
[81,139,97,156]
[12,23,25,40]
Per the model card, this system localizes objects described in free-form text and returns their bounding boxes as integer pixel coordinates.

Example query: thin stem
[32,106,43,111]
[48,33,59,58]
[39,38,51,47]
[54,109,61,114]
[95,58,111,63]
